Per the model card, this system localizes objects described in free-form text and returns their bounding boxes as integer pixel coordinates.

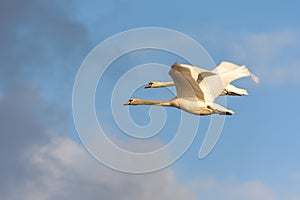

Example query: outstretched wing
[171,63,223,102]
[169,62,206,101]
[198,73,224,103]
[197,61,260,102]
[213,61,260,84]
[169,62,259,103]
[169,63,222,102]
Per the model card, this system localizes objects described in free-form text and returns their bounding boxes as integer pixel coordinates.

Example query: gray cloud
[0,2,196,199]
[3,2,299,199]
[0,0,89,97]
[0,87,195,200]
[0,86,50,199]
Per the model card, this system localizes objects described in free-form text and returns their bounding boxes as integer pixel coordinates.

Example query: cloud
[229,29,300,86]
[0,3,195,199]
[194,178,277,200]
[0,0,89,100]
[27,136,194,200]
[1,2,299,199]
[2,86,299,200]
[0,86,195,200]
[195,28,300,86]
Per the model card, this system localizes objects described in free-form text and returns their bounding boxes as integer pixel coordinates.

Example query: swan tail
[224,84,248,96]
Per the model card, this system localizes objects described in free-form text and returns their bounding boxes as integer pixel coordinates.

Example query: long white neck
[133,98,179,107]
[154,81,175,88]
[160,82,175,87]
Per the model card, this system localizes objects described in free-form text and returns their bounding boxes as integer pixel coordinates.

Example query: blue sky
[1,0,300,199]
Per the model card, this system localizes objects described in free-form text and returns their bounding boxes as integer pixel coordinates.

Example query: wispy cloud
[230,30,300,86]
[195,28,300,87]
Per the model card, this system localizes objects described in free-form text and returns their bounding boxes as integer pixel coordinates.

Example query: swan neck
[162,82,175,87]
[153,82,175,88]
[136,99,177,107]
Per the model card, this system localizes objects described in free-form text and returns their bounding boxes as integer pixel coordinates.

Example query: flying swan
[145,61,259,96]
[124,61,259,115]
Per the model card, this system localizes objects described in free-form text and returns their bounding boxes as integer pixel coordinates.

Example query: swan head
[144,82,163,88]
[145,82,155,88]
[124,98,140,105]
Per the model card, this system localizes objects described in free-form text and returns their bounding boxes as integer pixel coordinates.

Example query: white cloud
[194,178,277,200]
[232,30,298,61]
[196,28,300,86]
[24,135,300,200]
[19,136,195,200]
[229,29,300,86]
[12,130,300,200]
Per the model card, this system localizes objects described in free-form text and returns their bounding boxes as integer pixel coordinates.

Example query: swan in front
[124,61,258,116]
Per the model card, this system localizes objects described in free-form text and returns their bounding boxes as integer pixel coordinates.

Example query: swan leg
[224,84,248,96]
[225,90,242,96]
[207,104,235,115]
[219,111,235,115]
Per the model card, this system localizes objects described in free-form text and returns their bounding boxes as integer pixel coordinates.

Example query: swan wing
[169,62,206,101]
[198,61,259,102]
[169,62,259,103]
[212,61,240,74]
[176,63,224,102]
[179,64,208,78]
[169,63,221,102]
[213,61,260,84]
[198,73,225,102]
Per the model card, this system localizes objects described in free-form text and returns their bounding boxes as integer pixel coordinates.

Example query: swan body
[177,98,235,115]
[124,98,234,115]
[124,61,258,116]
[146,81,248,96]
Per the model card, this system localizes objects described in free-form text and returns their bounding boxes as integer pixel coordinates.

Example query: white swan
[124,61,258,115]
[145,61,259,96]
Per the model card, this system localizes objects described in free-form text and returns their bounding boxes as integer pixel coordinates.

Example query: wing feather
[169,63,205,101]
[213,61,260,84]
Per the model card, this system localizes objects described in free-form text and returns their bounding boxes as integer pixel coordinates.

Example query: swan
[124,61,258,115]
[144,61,259,96]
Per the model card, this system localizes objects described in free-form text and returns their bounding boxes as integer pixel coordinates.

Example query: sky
[1,0,300,199]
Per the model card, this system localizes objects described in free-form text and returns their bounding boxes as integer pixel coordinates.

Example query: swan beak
[144,82,153,89]
[124,99,132,105]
